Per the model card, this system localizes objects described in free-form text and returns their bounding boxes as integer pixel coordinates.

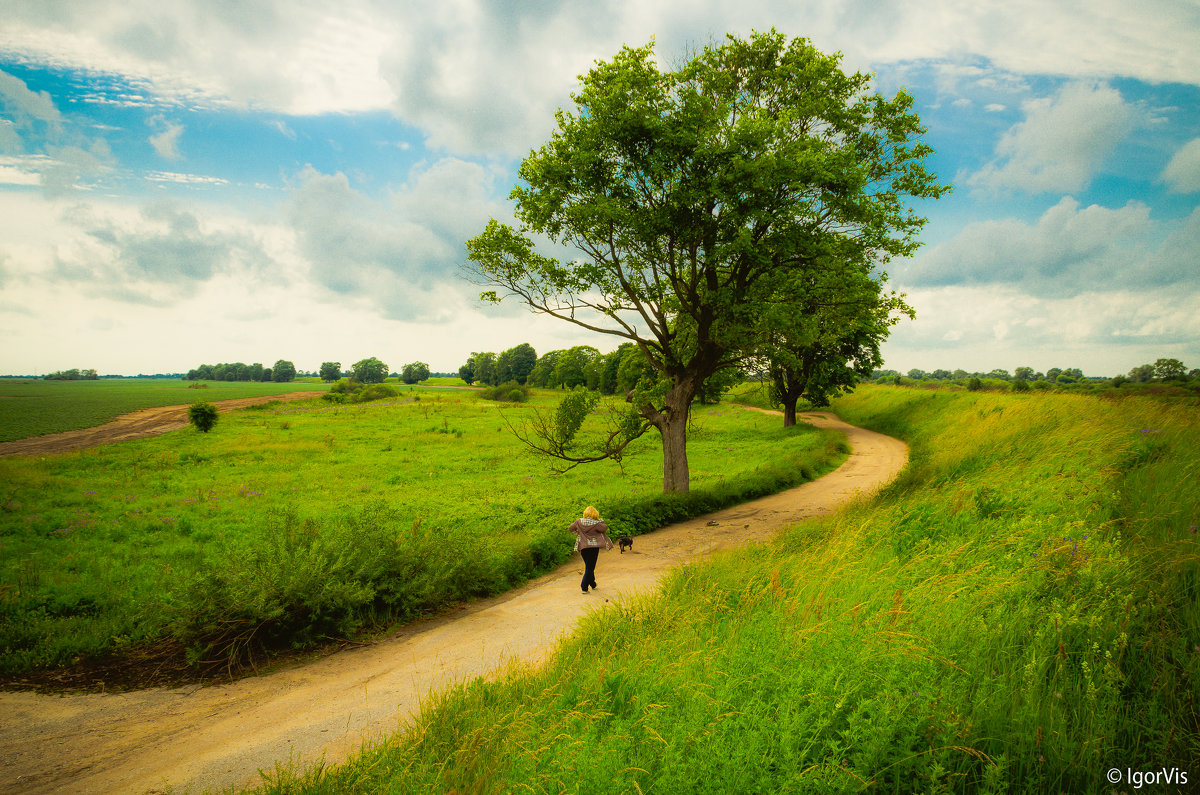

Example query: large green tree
[495,343,538,385]
[465,31,946,493]
[758,275,907,426]
[1153,357,1186,381]
[351,357,389,384]
[401,361,430,384]
[271,360,296,383]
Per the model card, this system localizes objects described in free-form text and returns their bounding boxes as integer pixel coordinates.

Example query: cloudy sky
[1,0,1198,377]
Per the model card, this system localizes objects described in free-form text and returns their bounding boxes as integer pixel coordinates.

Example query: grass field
[258,385,1199,794]
[0,387,846,682]
[0,379,329,442]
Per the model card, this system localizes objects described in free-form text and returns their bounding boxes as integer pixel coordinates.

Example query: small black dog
[618,536,633,553]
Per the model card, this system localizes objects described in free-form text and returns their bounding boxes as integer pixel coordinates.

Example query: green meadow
[258,386,1199,794]
[0,387,845,682]
[0,378,327,442]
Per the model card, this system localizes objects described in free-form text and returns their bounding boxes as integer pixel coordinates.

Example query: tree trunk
[782,399,798,427]
[659,412,690,493]
[644,378,697,494]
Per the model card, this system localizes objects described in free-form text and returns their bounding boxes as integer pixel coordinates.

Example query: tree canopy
[465,30,947,492]
[351,357,389,384]
[757,266,908,425]
[401,361,431,384]
[271,360,296,383]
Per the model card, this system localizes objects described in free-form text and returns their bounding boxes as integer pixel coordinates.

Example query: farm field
[262,386,1200,794]
[0,387,847,685]
[0,378,328,443]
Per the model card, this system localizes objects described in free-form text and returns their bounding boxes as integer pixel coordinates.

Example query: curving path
[0,409,907,794]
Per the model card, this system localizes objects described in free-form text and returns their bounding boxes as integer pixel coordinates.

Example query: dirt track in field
[0,391,322,457]
[0,409,907,794]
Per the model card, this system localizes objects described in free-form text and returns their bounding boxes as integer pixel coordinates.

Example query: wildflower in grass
[1191,525,1197,534]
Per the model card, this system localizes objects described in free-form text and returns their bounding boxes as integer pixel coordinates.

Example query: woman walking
[570,506,611,593]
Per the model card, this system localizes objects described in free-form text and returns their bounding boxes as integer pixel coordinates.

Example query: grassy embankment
[0,387,845,684]
[0,378,327,442]
[259,385,1198,793]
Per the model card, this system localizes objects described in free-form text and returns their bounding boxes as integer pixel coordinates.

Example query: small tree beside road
[188,401,219,433]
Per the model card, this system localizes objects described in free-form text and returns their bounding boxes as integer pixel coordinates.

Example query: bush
[1011,378,1030,392]
[358,384,399,403]
[966,376,983,391]
[321,379,399,404]
[187,401,219,432]
[480,381,529,402]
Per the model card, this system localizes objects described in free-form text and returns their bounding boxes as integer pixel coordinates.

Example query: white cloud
[144,170,228,185]
[984,103,1006,112]
[148,117,183,159]
[0,68,62,128]
[286,158,511,319]
[968,82,1139,193]
[3,1,1197,158]
[0,153,48,185]
[48,199,275,304]
[883,283,1200,376]
[269,120,296,140]
[40,141,114,196]
[902,197,1174,296]
[1161,137,1200,193]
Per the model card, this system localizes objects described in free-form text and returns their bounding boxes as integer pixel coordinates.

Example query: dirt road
[0,410,907,794]
[0,391,321,457]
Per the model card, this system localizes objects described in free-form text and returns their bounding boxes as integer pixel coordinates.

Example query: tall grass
[260,386,1198,793]
[0,391,845,682]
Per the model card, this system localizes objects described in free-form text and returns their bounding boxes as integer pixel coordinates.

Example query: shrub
[322,379,398,404]
[966,376,983,391]
[187,401,219,432]
[480,381,529,402]
[357,384,399,403]
[1011,378,1030,392]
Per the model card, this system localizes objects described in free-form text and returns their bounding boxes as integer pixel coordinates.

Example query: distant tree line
[186,360,297,382]
[317,358,432,384]
[872,358,1197,391]
[1120,358,1197,384]
[43,368,99,380]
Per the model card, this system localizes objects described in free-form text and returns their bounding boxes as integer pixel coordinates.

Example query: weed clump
[187,401,218,433]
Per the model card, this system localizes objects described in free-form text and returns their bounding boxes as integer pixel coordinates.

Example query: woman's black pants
[580,548,599,592]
